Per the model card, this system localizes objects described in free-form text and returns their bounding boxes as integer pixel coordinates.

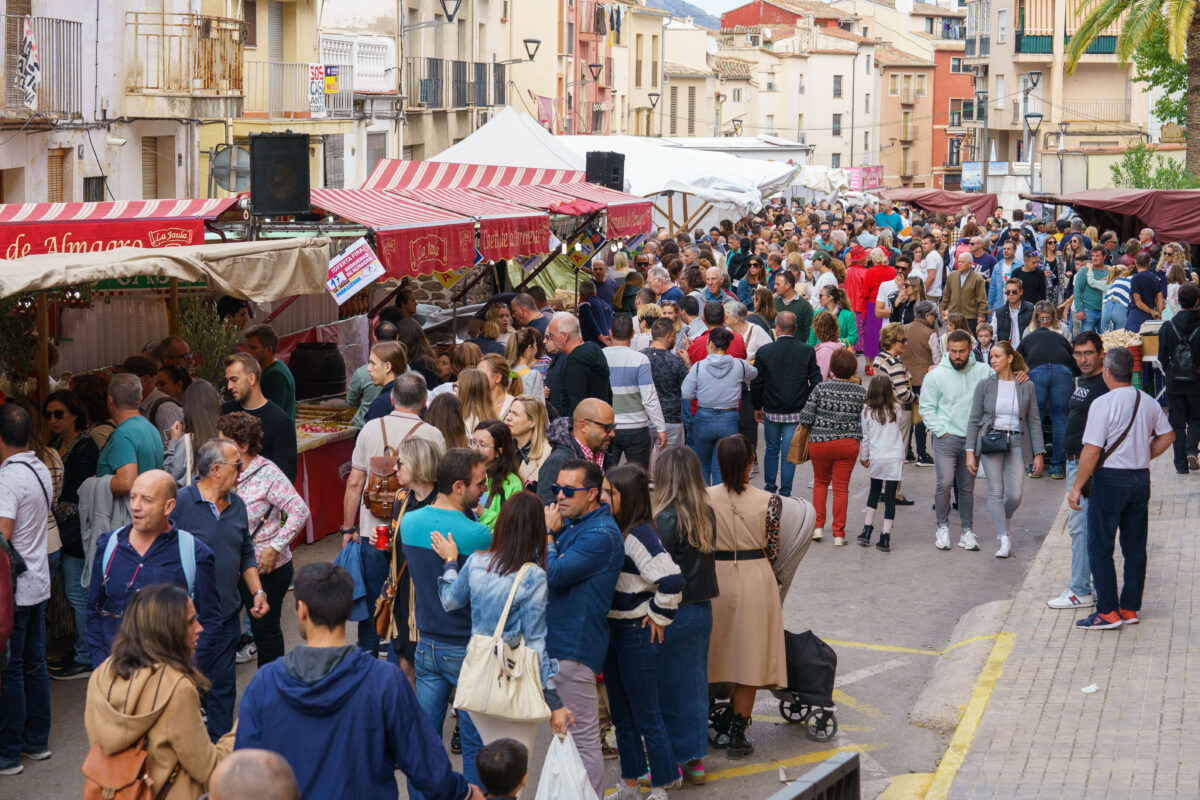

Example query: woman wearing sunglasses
[85,584,235,799]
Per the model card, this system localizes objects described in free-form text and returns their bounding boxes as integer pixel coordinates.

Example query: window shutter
[46,148,65,203]
[142,136,158,199]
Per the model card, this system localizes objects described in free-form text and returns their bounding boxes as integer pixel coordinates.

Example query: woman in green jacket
[472,419,524,529]
[809,286,859,349]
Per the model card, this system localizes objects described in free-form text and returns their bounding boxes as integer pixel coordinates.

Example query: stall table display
[293,404,358,544]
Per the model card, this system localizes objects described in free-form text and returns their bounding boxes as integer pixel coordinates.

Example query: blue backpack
[102,527,196,597]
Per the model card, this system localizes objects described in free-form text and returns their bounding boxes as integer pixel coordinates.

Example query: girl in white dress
[858,375,906,552]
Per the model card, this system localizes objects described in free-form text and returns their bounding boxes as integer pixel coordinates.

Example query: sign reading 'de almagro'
[326,237,385,305]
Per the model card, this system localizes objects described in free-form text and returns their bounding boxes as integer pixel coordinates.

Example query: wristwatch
[254,589,267,598]
[338,525,358,535]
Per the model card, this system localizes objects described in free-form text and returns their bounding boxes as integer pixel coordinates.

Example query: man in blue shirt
[170,439,268,740]
[236,563,481,800]
[401,448,492,796]
[648,266,684,304]
[97,373,164,498]
[591,258,620,307]
[86,470,221,668]
[874,201,904,236]
[970,236,998,281]
[542,460,623,799]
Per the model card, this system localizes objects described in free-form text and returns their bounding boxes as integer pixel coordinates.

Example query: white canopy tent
[429,107,800,232]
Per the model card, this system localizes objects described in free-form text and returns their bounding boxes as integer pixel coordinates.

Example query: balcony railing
[1063,33,1117,54]
[900,87,915,105]
[900,123,914,141]
[451,60,470,107]
[964,37,975,56]
[1015,31,1053,53]
[404,58,506,110]
[1060,98,1131,122]
[606,56,615,88]
[125,12,243,95]
[320,35,395,93]
[2,15,82,117]
[243,61,354,118]
[900,160,914,177]
[493,63,506,105]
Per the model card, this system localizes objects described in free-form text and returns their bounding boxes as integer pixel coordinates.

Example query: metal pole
[36,292,49,405]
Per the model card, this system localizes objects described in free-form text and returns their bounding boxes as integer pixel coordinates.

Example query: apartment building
[611,0,667,135]
[875,45,935,186]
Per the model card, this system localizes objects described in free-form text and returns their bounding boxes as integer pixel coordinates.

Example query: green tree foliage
[1110,143,1200,188]
[1131,21,1187,125]
[178,297,241,390]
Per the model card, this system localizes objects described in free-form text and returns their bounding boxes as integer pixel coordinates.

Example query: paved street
[3,445,1075,800]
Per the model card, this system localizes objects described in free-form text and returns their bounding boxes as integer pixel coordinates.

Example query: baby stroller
[708,630,839,745]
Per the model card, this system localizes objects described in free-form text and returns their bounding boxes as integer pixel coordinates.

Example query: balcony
[1015,30,1053,54]
[900,123,915,142]
[1060,98,1131,122]
[961,101,986,122]
[125,13,243,118]
[403,58,506,111]
[900,160,915,178]
[243,61,354,119]
[320,35,396,94]
[580,1,609,39]
[1064,33,1117,54]
[949,110,963,128]
[1,15,82,121]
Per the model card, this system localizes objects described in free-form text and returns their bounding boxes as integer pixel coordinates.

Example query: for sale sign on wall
[326,238,385,304]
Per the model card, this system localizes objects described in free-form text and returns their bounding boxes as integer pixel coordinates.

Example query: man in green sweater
[244,324,296,421]
[1072,248,1108,334]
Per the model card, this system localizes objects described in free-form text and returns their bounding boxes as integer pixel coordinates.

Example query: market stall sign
[309,64,327,118]
[373,222,476,277]
[478,214,551,261]
[605,201,653,239]
[1,218,206,260]
[434,269,467,289]
[325,237,385,304]
[95,276,207,291]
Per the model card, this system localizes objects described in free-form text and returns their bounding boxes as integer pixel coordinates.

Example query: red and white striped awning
[309,188,476,277]
[362,160,584,192]
[402,187,551,261]
[0,198,238,258]
[473,183,606,217]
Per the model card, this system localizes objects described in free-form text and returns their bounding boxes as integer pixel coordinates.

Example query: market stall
[879,188,999,221]
[1017,188,1200,242]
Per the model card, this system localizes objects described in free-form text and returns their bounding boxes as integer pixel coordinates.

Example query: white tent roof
[428,107,800,216]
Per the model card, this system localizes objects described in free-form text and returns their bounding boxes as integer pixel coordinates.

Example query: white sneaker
[614,784,640,800]
[833,536,847,546]
[934,525,951,550]
[0,763,23,775]
[812,527,823,541]
[1047,589,1095,609]
[648,789,670,800]
[958,530,979,551]
[995,534,1011,558]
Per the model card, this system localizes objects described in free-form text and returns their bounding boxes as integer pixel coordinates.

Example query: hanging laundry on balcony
[593,3,607,36]
[17,16,41,111]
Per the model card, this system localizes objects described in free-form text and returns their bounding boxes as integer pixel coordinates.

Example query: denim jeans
[1100,302,1128,333]
[980,438,1025,539]
[1064,459,1092,596]
[604,620,677,786]
[411,638,482,795]
[1079,308,1102,333]
[1029,363,1073,468]
[693,406,739,484]
[202,614,242,740]
[356,544,391,658]
[0,601,51,767]
[1166,393,1200,472]
[611,426,653,469]
[1086,467,1151,615]
[763,419,799,495]
[60,552,91,666]
[681,398,696,449]
[655,601,712,764]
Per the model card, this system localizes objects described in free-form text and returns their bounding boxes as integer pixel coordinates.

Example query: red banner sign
[0,219,205,260]
[374,223,476,278]
[478,215,551,261]
[606,202,654,239]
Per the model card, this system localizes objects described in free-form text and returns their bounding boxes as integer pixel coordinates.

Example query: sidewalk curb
[907,598,1012,733]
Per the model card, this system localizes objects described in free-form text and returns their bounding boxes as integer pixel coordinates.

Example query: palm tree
[1065,0,1199,175]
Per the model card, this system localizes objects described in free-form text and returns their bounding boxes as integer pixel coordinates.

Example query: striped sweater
[602,345,667,432]
[871,352,915,404]
[608,523,684,627]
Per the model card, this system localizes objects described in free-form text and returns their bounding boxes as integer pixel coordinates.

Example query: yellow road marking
[924,632,1016,800]
[876,772,936,800]
[832,689,883,718]
[705,742,886,783]
[824,632,1003,657]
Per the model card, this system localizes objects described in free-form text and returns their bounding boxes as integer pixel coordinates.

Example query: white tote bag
[453,563,551,723]
[534,733,599,800]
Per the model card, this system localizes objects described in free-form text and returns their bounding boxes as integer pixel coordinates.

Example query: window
[864,93,870,113]
[831,152,842,168]
[567,23,574,54]
[916,74,927,96]
[323,135,344,188]
[687,86,696,135]
[865,54,871,74]
[863,130,870,150]
[796,113,804,138]
[635,34,643,88]
[766,73,776,91]
[366,132,387,176]
[732,87,742,102]
[862,25,869,37]
[947,137,962,166]
[244,0,257,46]
[766,114,775,134]
[832,113,842,136]
[798,74,805,94]
[833,75,843,98]
[651,36,659,86]
[669,85,677,135]
[995,74,1004,108]
[47,148,69,203]
[951,57,964,72]
[83,175,106,202]
[889,73,899,95]
[996,9,1007,43]
[926,17,935,33]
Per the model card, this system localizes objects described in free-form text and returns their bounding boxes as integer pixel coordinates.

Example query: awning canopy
[0,237,331,300]
[879,189,998,222]
[1019,189,1200,242]
[403,187,551,261]
[472,182,605,217]
[0,198,238,259]
[309,188,476,277]
[551,181,654,239]
[362,160,582,192]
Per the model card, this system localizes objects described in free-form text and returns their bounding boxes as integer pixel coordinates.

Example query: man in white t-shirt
[921,232,944,304]
[874,263,910,320]
[1068,346,1174,631]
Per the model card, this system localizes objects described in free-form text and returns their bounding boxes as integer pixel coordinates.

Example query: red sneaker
[1118,609,1139,624]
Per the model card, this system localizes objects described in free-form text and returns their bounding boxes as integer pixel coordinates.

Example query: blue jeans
[1078,308,1102,333]
[202,614,241,741]
[60,553,91,666]
[1029,363,1073,468]
[356,544,390,658]
[1086,467,1150,615]
[1100,302,1128,333]
[655,601,712,764]
[604,620,677,786]
[411,638,482,795]
[0,601,51,767]
[693,406,739,485]
[681,398,696,449]
[1064,459,1092,596]
[763,419,799,496]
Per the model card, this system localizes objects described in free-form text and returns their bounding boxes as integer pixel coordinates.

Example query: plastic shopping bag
[534,732,599,800]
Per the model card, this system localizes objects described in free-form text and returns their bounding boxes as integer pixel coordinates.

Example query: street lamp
[1024,110,1043,191]
[1022,70,1043,186]
[975,88,989,193]
[495,38,541,66]
[647,91,660,137]
[587,62,603,82]
[402,0,463,33]
[732,118,744,136]
[440,0,462,22]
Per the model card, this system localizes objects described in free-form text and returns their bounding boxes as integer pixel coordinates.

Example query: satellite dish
[762,27,773,39]
[705,37,719,55]
[210,144,250,192]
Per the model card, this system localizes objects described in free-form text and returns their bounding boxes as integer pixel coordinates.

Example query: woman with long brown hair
[457,368,496,433]
[505,328,547,400]
[85,585,233,799]
[430,492,574,753]
[395,318,441,388]
[425,393,469,450]
[363,340,409,423]
[749,286,778,339]
[471,419,523,530]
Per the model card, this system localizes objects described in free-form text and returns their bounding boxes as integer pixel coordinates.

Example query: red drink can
[375,525,391,550]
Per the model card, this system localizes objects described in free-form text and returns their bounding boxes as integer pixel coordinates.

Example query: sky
[685,0,743,13]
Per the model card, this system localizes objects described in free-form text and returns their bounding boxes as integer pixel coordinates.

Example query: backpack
[81,670,183,800]
[146,395,182,426]
[1166,318,1200,383]
[102,528,196,597]
[364,418,427,519]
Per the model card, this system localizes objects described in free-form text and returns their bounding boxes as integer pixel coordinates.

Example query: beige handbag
[453,563,551,723]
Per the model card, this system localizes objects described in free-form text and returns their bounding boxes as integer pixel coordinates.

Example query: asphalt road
[5,445,1069,800]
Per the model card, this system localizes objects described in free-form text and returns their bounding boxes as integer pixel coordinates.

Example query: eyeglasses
[1005,290,1020,296]
[900,338,909,343]
[43,409,66,420]
[217,460,244,473]
[584,418,615,433]
[173,351,194,361]
[1037,317,1055,324]
[551,484,587,498]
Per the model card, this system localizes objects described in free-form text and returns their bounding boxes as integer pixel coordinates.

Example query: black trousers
[611,427,652,469]
[239,560,294,668]
[1166,392,1200,471]
[738,385,759,450]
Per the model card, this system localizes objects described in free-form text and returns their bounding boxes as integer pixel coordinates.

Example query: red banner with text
[478,215,551,261]
[606,202,654,239]
[374,223,477,278]
[1,219,205,260]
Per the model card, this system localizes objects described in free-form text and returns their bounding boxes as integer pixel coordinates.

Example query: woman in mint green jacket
[472,419,525,529]
[808,286,859,348]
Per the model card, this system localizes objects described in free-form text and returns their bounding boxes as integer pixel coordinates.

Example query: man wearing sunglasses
[543,459,623,799]
[990,278,1034,348]
[536,399,616,505]
[171,439,270,740]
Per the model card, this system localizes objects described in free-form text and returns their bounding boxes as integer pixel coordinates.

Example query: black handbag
[979,430,1010,454]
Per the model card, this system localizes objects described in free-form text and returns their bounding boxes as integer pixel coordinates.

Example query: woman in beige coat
[85,584,234,799]
[707,434,786,760]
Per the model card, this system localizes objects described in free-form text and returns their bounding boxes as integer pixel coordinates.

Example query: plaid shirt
[576,438,605,467]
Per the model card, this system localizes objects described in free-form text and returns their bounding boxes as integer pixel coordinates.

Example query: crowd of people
[0,197,1198,799]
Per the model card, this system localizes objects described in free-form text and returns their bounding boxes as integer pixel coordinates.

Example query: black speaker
[249,132,311,215]
[585,150,625,191]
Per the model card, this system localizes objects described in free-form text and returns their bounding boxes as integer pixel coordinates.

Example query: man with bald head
[536,398,616,504]
[209,749,299,800]
[86,469,221,669]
